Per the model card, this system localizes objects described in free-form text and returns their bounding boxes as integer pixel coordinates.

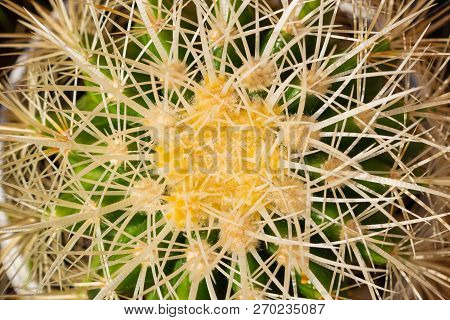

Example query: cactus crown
[0,0,448,300]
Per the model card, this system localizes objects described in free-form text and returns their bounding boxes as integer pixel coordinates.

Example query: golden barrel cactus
[0,0,448,300]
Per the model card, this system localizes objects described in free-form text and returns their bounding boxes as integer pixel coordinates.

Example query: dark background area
[0,1,53,71]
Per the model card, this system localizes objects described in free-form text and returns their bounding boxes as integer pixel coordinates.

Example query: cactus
[0,0,448,300]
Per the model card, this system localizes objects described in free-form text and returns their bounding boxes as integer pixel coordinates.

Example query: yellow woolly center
[153,77,308,249]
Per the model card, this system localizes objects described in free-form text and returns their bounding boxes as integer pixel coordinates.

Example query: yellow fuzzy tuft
[154,76,295,240]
